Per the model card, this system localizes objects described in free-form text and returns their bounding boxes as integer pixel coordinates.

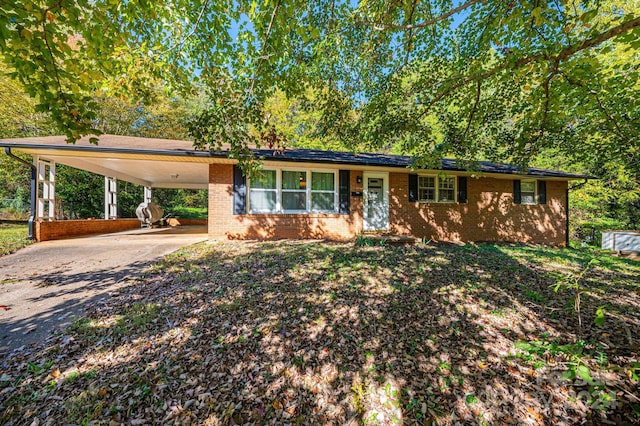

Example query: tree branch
[403,0,419,66]
[560,72,634,144]
[557,16,640,61]
[591,91,631,142]
[462,80,481,142]
[161,0,210,54]
[358,0,484,31]
[249,0,281,95]
[40,1,66,106]
[417,15,640,116]
[535,67,556,141]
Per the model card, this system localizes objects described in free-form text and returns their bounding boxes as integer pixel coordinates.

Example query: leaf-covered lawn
[0,225,30,257]
[1,241,639,425]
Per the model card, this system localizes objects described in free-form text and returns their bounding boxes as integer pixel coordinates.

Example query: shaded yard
[0,224,30,257]
[1,241,638,425]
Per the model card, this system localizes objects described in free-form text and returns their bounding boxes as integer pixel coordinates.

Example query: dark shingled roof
[250,148,593,179]
[0,135,592,179]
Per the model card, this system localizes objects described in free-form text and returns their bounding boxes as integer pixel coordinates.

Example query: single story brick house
[1,135,590,245]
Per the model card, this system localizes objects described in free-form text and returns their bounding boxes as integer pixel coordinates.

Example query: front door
[363,172,389,231]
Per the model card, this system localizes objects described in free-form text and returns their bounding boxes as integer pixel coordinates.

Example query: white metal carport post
[144,186,152,204]
[35,156,55,220]
[105,176,117,219]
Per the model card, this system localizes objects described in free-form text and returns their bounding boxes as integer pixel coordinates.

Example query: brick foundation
[208,164,568,246]
[35,219,140,242]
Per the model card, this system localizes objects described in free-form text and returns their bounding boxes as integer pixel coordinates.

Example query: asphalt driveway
[0,226,208,355]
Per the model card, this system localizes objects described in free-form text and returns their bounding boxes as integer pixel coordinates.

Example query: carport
[0,135,225,241]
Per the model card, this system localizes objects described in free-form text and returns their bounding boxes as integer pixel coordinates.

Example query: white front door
[363,172,389,231]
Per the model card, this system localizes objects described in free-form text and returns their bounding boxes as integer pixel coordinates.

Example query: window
[249,170,277,213]
[438,177,455,202]
[282,170,307,211]
[311,172,335,212]
[520,180,536,204]
[418,176,436,202]
[418,175,456,203]
[514,179,544,205]
[248,169,338,213]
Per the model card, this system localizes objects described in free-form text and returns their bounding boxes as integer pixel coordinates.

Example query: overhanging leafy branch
[416,15,640,116]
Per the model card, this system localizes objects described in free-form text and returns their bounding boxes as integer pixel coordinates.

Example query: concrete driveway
[0,226,208,355]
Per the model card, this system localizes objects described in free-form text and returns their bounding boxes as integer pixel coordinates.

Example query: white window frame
[418,174,457,203]
[281,169,309,213]
[248,168,339,214]
[520,179,537,205]
[437,175,456,203]
[248,170,278,213]
[310,170,339,213]
[418,175,437,202]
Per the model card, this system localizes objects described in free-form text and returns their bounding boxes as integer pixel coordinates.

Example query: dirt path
[0,226,208,355]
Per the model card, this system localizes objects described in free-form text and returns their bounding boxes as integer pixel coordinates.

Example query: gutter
[569,178,590,190]
[3,148,36,240]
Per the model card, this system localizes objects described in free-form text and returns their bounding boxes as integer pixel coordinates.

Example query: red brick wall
[167,218,208,226]
[208,164,362,240]
[209,165,568,245]
[36,219,140,242]
[389,173,567,246]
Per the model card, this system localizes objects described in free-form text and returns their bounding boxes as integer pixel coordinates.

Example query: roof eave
[0,141,594,180]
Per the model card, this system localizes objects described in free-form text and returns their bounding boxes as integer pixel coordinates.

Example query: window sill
[246,212,342,216]
[416,200,457,204]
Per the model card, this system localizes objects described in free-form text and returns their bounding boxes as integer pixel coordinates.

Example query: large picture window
[248,169,338,213]
[418,175,456,203]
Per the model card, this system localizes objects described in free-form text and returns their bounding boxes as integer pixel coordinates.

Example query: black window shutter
[457,176,468,203]
[232,165,246,215]
[339,170,350,214]
[408,174,418,202]
[538,180,547,204]
[513,179,522,204]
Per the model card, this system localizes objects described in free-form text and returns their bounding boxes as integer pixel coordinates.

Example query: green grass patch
[525,289,544,303]
[115,303,160,332]
[170,206,207,219]
[0,224,31,256]
[69,303,161,339]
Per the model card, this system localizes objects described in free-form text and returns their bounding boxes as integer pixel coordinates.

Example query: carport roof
[1,135,218,189]
[1,134,592,184]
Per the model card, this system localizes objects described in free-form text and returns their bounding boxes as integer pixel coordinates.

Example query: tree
[93,93,197,140]
[0,61,54,208]
[0,56,200,219]
[1,1,637,167]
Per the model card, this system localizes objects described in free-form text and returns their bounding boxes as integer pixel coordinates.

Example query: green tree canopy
[0,57,202,219]
[1,1,638,170]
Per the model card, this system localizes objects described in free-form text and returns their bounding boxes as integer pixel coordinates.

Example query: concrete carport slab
[0,226,208,355]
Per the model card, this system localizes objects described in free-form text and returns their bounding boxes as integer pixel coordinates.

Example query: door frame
[363,171,389,231]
